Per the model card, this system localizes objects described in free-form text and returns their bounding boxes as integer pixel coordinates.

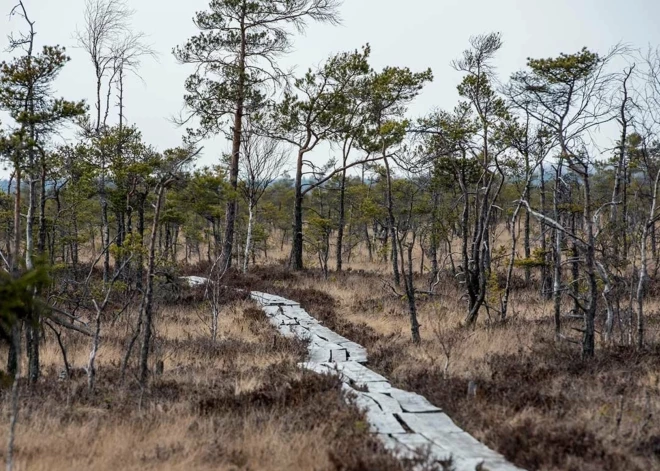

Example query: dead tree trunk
[384,154,400,287]
[138,182,167,387]
[399,234,421,344]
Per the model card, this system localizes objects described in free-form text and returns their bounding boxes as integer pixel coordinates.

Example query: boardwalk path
[251,291,525,471]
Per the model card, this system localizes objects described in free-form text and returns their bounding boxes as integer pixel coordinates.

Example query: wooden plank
[251,291,280,301]
[364,410,407,434]
[348,351,368,363]
[347,389,380,413]
[388,433,451,461]
[337,340,368,359]
[250,292,271,305]
[252,292,300,307]
[389,388,442,413]
[307,324,350,344]
[333,361,389,384]
[366,381,392,394]
[295,325,314,339]
[365,392,402,413]
[389,431,522,471]
[281,324,312,340]
[397,412,464,436]
[310,336,344,352]
[283,308,314,322]
[390,432,434,449]
[266,296,300,306]
[270,314,300,326]
[308,347,332,363]
[262,305,281,316]
[329,348,349,362]
[397,413,524,469]
[432,432,503,460]
[344,389,406,435]
[298,318,318,327]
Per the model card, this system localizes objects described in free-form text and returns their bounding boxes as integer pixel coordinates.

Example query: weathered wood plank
[250,292,276,304]
[281,324,312,340]
[270,313,300,326]
[329,348,349,362]
[348,351,368,363]
[363,410,407,434]
[310,336,344,352]
[366,381,393,394]
[390,432,435,449]
[332,361,389,384]
[282,308,315,322]
[252,292,300,307]
[344,387,380,412]
[388,433,451,461]
[397,412,464,436]
[343,385,403,435]
[337,341,368,363]
[389,388,442,413]
[262,305,282,317]
[269,298,301,307]
[365,392,402,413]
[397,413,524,470]
[308,347,332,363]
[307,324,351,344]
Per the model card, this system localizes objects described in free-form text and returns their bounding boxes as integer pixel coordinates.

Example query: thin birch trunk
[243,201,255,273]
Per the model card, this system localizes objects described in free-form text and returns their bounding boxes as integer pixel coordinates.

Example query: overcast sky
[2,0,660,171]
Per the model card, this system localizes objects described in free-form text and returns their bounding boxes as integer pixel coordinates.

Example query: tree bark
[400,236,421,344]
[384,154,400,287]
[291,148,305,270]
[220,10,247,272]
[335,167,347,272]
[582,168,597,358]
[139,183,166,387]
[552,163,563,340]
[8,165,21,377]
[243,201,255,273]
[636,169,660,349]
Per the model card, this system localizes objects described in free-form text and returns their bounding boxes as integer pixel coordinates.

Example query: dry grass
[0,286,425,471]
[244,265,660,471]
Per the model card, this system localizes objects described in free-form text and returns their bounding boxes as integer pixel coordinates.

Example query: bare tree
[138,147,199,388]
[76,0,132,131]
[86,247,134,391]
[76,0,133,282]
[500,121,549,320]
[631,48,660,348]
[239,124,288,272]
[111,31,156,132]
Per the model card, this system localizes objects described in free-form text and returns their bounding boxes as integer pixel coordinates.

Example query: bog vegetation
[1,0,660,470]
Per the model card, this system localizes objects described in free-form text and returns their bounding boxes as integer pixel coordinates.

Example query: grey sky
[2,0,660,170]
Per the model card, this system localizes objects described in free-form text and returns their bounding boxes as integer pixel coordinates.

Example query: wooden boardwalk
[251,291,525,471]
